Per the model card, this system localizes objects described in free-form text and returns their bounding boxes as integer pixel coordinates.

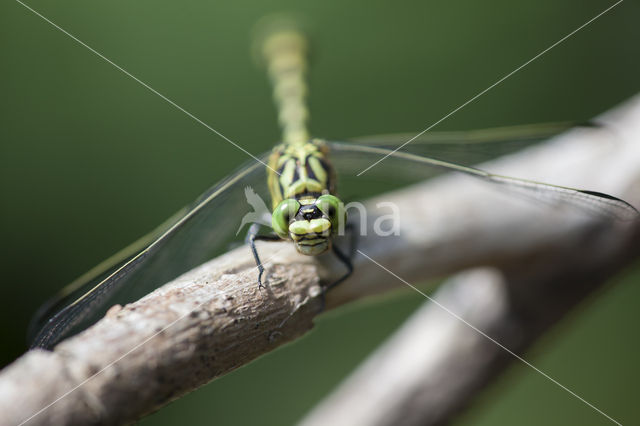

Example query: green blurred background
[1,0,639,424]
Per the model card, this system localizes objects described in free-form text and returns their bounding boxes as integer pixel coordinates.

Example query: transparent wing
[31,129,638,350]
[347,122,582,167]
[328,142,638,221]
[350,122,575,145]
[29,156,270,349]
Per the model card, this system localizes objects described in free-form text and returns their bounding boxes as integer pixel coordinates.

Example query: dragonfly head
[272,194,346,256]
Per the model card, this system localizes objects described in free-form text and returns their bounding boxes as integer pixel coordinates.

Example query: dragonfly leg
[314,224,357,312]
[246,223,281,289]
[325,222,357,292]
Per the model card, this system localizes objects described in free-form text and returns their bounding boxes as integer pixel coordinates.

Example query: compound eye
[272,199,301,238]
[316,194,345,232]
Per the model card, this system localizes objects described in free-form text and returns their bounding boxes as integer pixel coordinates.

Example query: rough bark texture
[1,95,639,426]
[1,245,324,425]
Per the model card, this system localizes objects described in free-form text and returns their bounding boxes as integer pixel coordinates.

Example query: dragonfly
[28,21,639,350]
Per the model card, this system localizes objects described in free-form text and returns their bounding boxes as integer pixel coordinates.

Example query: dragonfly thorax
[267,139,335,210]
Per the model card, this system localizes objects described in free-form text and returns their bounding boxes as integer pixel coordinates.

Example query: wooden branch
[1,95,639,426]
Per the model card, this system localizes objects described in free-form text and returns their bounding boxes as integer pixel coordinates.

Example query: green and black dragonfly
[29,23,638,350]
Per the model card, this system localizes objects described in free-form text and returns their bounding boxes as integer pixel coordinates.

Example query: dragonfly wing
[30,156,270,349]
[346,122,584,167]
[328,142,639,221]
